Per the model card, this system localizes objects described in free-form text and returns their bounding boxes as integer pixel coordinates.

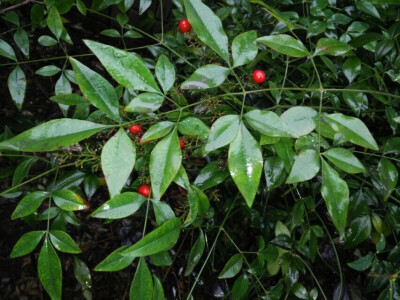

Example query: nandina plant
[0,0,399,299]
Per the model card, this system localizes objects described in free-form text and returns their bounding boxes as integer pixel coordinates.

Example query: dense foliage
[1,0,400,299]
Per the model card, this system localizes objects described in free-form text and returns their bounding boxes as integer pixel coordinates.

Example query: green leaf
[307,20,327,38]
[264,156,286,191]
[12,191,48,219]
[8,65,26,111]
[244,109,297,138]
[94,246,134,271]
[292,283,308,299]
[91,192,146,219]
[232,274,249,300]
[101,128,136,197]
[12,157,38,187]
[315,38,353,56]
[194,161,229,190]
[321,159,349,238]
[125,93,164,113]
[344,215,371,248]
[150,130,182,200]
[49,230,81,253]
[47,6,63,40]
[184,229,205,276]
[152,276,164,300]
[84,40,160,93]
[13,28,29,57]
[281,106,317,137]
[139,0,152,14]
[38,35,58,46]
[342,90,368,116]
[153,201,175,225]
[286,149,320,184]
[70,57,120,121]
[256,34,309,57]
[155,54,175,93]
[205,115,240,153]
[378,158,398,202]
[38,238,62,300]
[35,65,62,76]
[184,0,230,64]
[130,257,153,300]
[375,39,394,60]
[274,138,296,173]
[343,57,361,84]
[173,165,190,190]
[228,124,263,207]
[121,218,181,257]
[185,185,210,226]
[232,30,258,67]
[218,253,243,279]
[100,29,121,37]
[0,39,17,61]
[0,119,107,152]
[347,254,373,271]
[10,231,45,258]
[124,30,143,39]
[178,117,210,138]
[138,123,173,144]
[50,94,87,105]
[181,65,229,89]
[76,0,87,15]
[52,189,88,211]
[73,257,92,298]
[149,251,172,267]
[325,113,379,150]
[323,148,365,174]
[357,1,380,18]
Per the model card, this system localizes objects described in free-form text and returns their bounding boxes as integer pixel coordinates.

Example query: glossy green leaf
[10,231,45,258]
[378,158,398,202]
[139,0,152,14]
[343,57,361,84]
[178,117,210,138]
[205,115,240,153]
[244,109,297,138]
[184,0,230,64]
[232,30,258,67]
[73,257,92,299]
[194,161,229,190]
[232,274,249,300]
[13,28,29,57]
[315,38,353,56]
[149,251,172,267]
[70,57,120,121]
[256,34,309,57]
[38,238,62,300]
[228,124,263,207]
[101,128,136,197]
[130,257,153,300]
[375,39,394,60]
[155,54,175,93]
[0,119,107,152]
[184,229,205,276]
[286,149,320,184]
[91,192,146,219]
[84,40,160,93]
[100,29,121,37]
[347,254,373,271]
[152,276,164,300]
[121,217,181,257]
[218,253,243,279]
[47,6,63,40]
[281,106,317,137]
[173,165,190,190]
[357,1,380,18]
[12,158,38,188]
[323,148,365,174]
[50,94,87,105]
[0,38,17,61]
[325,113,379,150]
[342,90,368,116]
[181,65,229,89]
[12,191,48,219]
[150,129,182,200]
[8,66,26,111]
[307,20,327,37]
[264,156,286,191]
[140,121,174,143]
[153,201,175,225]
[125,93,164,113]
[52,189,88,211]
[38,35,57,46]
[292,283,308,299]
[185,185,210,226]
[274,138,296,173]
[49,230,81,253]
[36,65,61,77]
[321,159,349,238]
[344,215,371,248]
[94,245,134,271]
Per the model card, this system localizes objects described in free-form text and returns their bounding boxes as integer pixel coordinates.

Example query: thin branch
[0,0,32,15]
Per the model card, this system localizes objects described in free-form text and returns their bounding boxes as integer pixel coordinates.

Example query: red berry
[178,19,191,33]
[129,124,142,135]
[138,185,150,197]
[252,70,266,84]
[179,138,185,149]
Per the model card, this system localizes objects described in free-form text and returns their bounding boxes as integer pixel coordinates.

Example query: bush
[0,0,400,299]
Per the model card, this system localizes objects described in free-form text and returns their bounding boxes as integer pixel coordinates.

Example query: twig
[0,0,32,15]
